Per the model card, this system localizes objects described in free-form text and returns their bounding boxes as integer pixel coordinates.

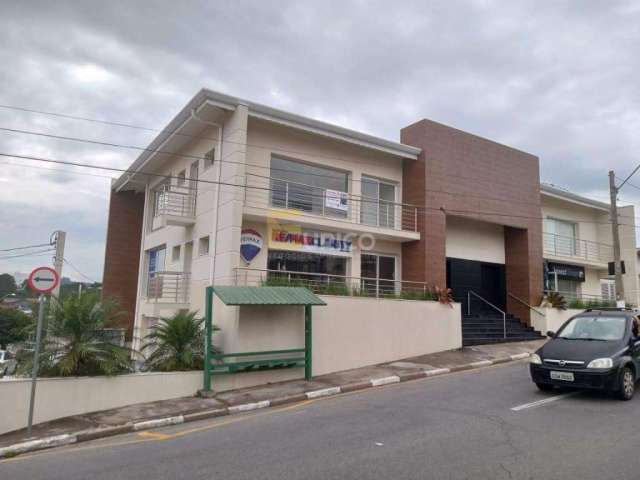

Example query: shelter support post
[305,304,312,381]
[204,286,213,392]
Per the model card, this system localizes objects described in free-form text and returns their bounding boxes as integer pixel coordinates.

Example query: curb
[0,351,531,459]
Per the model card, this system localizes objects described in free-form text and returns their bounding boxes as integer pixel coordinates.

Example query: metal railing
[468,290,506,338]
[543,289,615,308]
[508,292,545,317]
[146,271,190,303]
[152,184,196,218]
[234,267,435,300]
[543,232,613,263]
[244,173,419,232]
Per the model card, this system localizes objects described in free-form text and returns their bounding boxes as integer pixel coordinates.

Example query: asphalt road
[3,361,640,480]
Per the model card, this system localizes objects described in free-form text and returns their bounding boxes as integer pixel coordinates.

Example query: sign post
[26,266,59,437]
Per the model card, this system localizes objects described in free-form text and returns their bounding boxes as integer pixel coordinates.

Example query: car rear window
[556,316,627,341]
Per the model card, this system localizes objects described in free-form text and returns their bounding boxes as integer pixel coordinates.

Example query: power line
[4,149,639,229]
[0,160,116,180]
[1,102,633,214]
[0,124,556,195]
[63,258,96,283]
[0,248,55,261]
[0,242,52,252]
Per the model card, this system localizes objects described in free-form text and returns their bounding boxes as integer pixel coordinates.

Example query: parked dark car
[529,309,640,400]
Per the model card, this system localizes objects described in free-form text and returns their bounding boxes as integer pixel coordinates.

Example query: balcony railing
[146,271,190,303]
[244,173,419,233]
[543,232,613,264]
[543,290,615,309]
[234,267,437,300]
[152,184,196,222]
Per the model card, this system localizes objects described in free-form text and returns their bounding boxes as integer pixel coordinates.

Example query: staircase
[462,310,545,346]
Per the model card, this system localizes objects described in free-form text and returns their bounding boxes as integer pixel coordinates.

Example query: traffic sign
[27,266,59,294]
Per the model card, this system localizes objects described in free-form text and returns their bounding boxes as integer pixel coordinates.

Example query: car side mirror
[546,330,555,338]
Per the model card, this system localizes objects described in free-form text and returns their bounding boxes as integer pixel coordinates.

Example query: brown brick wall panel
[102,190,145,338]
[401,119,543,323]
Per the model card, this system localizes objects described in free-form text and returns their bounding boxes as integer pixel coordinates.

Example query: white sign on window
[325,189,348,211]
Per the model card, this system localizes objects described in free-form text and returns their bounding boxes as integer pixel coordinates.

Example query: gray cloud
[1,0,640,279]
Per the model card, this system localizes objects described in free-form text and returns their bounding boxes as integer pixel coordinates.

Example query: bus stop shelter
[203,286,326,392]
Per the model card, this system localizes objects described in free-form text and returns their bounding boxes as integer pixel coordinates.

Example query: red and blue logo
[240,229,263,264]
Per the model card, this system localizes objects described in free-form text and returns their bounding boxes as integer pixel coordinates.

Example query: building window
[361,253,396,296]
[268,250,346,276]
[151,177,170,218]
[146,246,166,298]
[270,157,349,218]
[177,169,186,186]
[204,148,215,170]
[601,279,616,301]
[199,236,210,256]
[544,218,577,256]
[148,246,166,276]
[360,176,396,228]
[172,245,181,262]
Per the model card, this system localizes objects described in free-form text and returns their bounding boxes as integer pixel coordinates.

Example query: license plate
[550,371,574,382]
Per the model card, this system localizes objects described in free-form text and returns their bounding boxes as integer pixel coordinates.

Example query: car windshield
[556,316,627,341]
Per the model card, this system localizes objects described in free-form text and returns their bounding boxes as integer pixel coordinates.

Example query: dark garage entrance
[446,257,506,314]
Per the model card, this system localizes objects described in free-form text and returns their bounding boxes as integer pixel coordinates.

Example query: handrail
[508,292,545,317]
[468,290,506,339]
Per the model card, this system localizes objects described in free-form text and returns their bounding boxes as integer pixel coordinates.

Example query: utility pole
[609,171,625,305]
[51,230,66,299]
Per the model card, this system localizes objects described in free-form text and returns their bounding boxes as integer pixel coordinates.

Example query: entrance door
[446,258,505,314]
[480,264,504,309]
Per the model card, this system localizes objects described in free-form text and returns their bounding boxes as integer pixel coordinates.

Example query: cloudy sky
[1,0,640,281]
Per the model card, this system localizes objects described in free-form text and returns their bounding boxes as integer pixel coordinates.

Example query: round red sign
[28,266,59,294]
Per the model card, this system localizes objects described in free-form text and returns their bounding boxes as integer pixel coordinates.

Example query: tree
[142,310,218,371]
[0,308,32,349]
[0,274,17,299]
[19,293,134,376]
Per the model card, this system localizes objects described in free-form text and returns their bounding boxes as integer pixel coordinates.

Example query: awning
[212,286,326,306]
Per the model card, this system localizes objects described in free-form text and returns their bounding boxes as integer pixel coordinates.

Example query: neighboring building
[102,89,638,348]
[541,184,638,306]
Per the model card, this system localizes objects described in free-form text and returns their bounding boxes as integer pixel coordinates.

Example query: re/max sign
[271,230,352,252]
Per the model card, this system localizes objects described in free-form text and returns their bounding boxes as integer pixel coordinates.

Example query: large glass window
[360,177,396,228]
[361,254,396,296]
[267,250,346,277]
[545,218,577,256]
[270,157,349,218]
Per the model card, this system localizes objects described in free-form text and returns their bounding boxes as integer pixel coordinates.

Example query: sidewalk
[0,340,543,456]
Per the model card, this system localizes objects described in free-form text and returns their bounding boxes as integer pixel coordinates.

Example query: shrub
[142,310,220,371]
[18,294,133,377]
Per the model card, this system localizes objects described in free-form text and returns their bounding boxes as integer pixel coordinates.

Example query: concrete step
[462,326,537,334]
[463,336,545,346]
[462,332,544,340]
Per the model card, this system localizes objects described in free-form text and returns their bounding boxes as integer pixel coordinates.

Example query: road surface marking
[511,391,580,411]
[136,431,171,440]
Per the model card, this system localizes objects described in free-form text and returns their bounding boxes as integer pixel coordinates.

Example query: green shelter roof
[212,286,327,306]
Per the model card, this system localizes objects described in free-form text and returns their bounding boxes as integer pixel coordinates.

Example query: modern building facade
[102,89,638,347]
[541,184,638,306]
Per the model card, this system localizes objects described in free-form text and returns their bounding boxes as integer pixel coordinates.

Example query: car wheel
[536,383,554,392]
[617,367,635,401]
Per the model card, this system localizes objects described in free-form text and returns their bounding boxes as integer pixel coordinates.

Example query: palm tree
[19,293,134,376]
[141,310,217,371]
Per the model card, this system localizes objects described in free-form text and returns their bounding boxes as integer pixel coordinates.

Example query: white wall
[445,216,505,264]
[0,297,462,435]
[313,296,462,375]
[530,307,584,334]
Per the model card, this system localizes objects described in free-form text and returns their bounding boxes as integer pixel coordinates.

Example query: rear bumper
[530,364,619,390]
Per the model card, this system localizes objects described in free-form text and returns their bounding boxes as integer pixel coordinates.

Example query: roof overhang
[541,183,611,212]
[113,89,421,192]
